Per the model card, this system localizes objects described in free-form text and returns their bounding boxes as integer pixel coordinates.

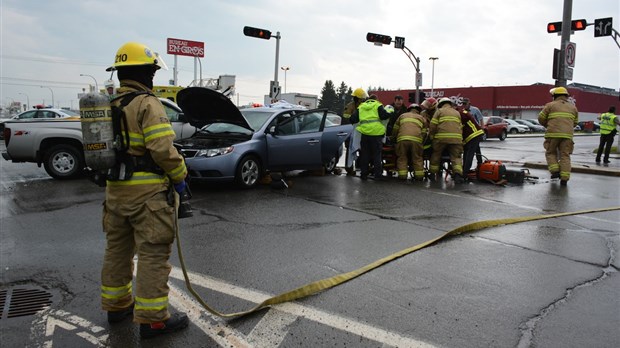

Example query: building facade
[372,83,619,121]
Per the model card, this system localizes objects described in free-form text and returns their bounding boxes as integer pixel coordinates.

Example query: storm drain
[0,288,53,319]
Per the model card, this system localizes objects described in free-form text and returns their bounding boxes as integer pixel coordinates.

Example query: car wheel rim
[241,160,258,185]
[52,152,75,174]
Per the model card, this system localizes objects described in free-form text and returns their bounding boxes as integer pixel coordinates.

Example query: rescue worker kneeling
[391,103,428,180]
[429,98,465,183]
[100,42,189,339]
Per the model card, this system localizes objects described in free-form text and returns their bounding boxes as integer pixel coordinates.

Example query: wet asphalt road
[0,136,619,348]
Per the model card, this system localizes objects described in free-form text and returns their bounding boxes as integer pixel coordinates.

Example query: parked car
[481,116,508,141]
[174,87,353,188]
[0,108,80,139]
[576,121,600,132]
[515,119,546,132]
[525,119,543,126]
[504,119,530,134]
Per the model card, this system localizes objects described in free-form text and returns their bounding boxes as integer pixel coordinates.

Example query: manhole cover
[0,287,53,319]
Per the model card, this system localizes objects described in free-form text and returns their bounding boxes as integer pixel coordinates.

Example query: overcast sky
[1,0,618,109]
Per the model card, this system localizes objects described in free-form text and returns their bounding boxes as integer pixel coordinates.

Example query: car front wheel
[235,155,262,188]
[499,130,507,141]
[510,128,518,134]
[43,144,84,179]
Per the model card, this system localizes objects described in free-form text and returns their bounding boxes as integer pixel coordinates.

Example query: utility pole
[557,0,573,87]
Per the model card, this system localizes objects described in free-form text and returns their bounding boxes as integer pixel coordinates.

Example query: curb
[523,162,620,177]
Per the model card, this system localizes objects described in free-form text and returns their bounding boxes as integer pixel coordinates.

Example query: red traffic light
[243,26,272,40]
[547,22,562,33]
[366,32,392,45]
[571,19,587,31]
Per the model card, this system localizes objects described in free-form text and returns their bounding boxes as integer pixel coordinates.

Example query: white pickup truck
[2,99,196,179]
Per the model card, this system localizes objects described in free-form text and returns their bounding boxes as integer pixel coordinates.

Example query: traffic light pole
[400,45,421,103]
[272,32,281,100]
[557,0,573,87]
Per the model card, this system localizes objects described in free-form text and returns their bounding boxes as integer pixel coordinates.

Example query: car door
[265,109,325,171]
[320,112,352,164]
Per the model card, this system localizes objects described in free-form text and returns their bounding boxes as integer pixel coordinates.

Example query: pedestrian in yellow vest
[596,106,619,164]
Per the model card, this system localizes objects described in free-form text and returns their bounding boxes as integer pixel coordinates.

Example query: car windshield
[240,110,275,130]
[60,109,80,117]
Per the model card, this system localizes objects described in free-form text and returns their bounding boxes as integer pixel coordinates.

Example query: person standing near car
[596,106,619,164]
[459,104,485,176]
[343,88,368,176]
[101,42,189,338]
[391,103,428,180]
[538,87,578,186]
[350,95,391,180]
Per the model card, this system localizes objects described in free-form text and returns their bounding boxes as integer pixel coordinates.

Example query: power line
[1,54,107,67]
[1,76,87,87]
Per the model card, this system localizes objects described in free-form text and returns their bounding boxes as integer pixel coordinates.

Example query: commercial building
[372,83,619,121]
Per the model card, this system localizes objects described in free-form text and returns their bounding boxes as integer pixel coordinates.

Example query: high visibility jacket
[429,104,463,144]
[106,80,187,203]
[392,110,428,144]
[599,112,618,135]
[460,110,484,144]
[538,96,578,140]
[355,99,387,136]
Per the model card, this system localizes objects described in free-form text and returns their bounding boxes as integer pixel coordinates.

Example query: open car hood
[176,87,251,130]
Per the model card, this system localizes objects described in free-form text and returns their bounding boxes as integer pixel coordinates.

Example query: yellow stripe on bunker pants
[101,191,177,323]
[543,138,573,181]
[429,139,463,175]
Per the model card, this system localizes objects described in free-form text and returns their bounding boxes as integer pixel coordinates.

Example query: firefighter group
[341,86,579,186]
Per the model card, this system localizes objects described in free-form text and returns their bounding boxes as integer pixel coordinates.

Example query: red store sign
[167,38,204,58]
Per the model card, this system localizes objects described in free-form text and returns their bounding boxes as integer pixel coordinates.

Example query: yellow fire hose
[175,205,619,319]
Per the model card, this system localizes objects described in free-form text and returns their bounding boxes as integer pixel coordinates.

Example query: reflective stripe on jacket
[392,110,428,144]
[429,104,463,144]
[356,99,386,136]
[538,96,578,140]
[461,110,484,144]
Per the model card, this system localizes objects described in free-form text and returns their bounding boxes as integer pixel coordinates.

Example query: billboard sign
[167,38,204,58]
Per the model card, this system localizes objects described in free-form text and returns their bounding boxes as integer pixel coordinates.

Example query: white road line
[247,309,298,347]
[169,267,435,347]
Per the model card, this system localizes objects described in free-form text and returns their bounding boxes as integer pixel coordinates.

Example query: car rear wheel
[499,130,507,141]
[235,155,262,188]
[510,128,518,134]
[323,153,338,173]
[43,144,84,179]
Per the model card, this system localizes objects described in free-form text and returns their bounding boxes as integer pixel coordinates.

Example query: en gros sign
[167,38,204,58]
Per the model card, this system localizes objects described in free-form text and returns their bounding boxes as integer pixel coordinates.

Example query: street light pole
[281,66,290,94]
[19,92,30,110]
[429,57,439,97]
[40,86,54,107]
[80,74,99,92]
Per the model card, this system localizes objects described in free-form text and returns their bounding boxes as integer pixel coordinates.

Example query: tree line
[317,80,385,115]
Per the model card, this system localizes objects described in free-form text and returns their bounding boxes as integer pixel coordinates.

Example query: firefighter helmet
[421,97,438,110]
[351,88,369,99]
[437,97,453,107]
[408,103,421,111]
[549,87,568,96]
[106,42,168,71]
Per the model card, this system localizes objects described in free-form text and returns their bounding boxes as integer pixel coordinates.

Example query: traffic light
[547,22,562,33]
[366,32,392,45]
[547,19,588,33]
[243,26,272,40]
[571,19,587,31]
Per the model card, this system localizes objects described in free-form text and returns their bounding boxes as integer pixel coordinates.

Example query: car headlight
[196,146,234,157]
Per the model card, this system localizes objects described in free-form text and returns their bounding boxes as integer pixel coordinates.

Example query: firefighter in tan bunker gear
[391,104,428,180]
[429,98,464,183]
[538,87,578,186]
[101,42,189,338]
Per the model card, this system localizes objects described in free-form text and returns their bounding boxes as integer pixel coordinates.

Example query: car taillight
[3,127,10,146]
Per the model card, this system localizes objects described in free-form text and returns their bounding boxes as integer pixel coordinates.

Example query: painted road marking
[169,267,435,347]
[30,309,108,347]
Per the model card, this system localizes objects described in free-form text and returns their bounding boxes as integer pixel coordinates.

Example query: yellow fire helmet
[351,88,369,99]
[550,86,568,96]
[106,42,168,72]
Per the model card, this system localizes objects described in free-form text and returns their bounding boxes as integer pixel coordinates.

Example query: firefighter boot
[107,303,134,323]
[140,312,189,339]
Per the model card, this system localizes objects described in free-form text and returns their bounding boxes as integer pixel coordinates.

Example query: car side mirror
[268,125,277,135]
[178,113,187,123]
